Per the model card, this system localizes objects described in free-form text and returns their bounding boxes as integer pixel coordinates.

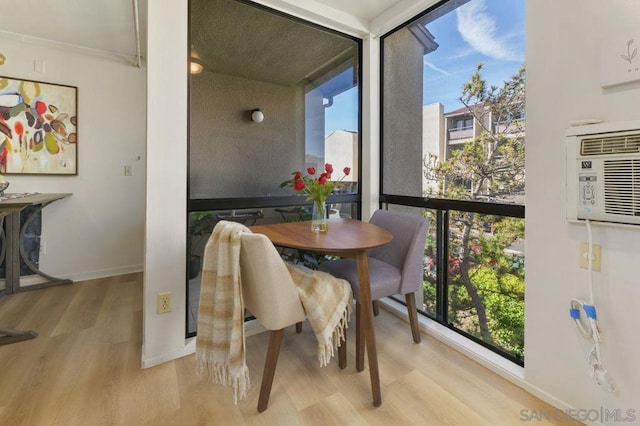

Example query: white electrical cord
[569,219,615,393]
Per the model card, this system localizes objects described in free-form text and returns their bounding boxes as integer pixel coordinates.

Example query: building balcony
[448,127,473,141]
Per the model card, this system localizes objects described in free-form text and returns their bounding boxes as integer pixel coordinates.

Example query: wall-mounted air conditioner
[566,120,640,225]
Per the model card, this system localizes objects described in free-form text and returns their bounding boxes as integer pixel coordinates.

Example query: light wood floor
[0,274,579,425]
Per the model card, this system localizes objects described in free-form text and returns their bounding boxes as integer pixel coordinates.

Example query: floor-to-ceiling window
[381,0,525,364]
[186,0,361,336]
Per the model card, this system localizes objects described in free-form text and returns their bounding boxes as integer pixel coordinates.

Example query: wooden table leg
[355,302,364,371]
[338,334,347,369]
[356,251,381,407]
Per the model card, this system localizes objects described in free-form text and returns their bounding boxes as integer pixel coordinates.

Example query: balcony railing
[448,127,473,141]
[380,195,525,365]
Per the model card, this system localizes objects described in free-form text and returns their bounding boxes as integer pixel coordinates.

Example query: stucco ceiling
[191,0,358,86]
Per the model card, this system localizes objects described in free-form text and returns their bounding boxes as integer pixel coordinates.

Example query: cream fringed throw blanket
[195,221,250,404]
[285,263,351,367]
[195,221,352,404]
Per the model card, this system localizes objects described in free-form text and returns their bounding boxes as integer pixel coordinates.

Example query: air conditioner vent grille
[581,133,640,155]
[604,159,640,217]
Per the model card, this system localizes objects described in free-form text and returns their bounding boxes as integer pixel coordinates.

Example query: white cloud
[424,60,451,76]
[446,46,475,61]
[456,0,523,62]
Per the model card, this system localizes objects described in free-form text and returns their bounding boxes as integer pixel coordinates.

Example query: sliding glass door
[186,0,362,336]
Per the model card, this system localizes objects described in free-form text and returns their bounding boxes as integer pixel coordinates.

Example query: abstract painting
[0,76,77,175]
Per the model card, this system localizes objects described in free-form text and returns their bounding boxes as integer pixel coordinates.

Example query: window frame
[379,0,525,365]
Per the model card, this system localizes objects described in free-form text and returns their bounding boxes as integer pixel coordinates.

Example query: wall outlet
[124,164,132,176]
[579,242,601,272]
[157,292,172,314]
[39,241,47,255]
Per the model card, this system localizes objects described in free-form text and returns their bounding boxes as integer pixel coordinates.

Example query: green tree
[424,64,525,356]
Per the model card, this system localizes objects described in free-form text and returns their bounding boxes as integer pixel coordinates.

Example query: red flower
[294,179,305,191]
[324,163,333,174]
[293,171,302,180]
[343,167,351,176]
[307,166,316,175]
[318,175,327,185]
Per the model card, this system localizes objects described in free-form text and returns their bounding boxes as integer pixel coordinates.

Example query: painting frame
[0,75,78,175]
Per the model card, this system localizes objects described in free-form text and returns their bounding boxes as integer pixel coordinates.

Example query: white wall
[143,0,189,366]
[526,0,640,421]
[0,37,146,283]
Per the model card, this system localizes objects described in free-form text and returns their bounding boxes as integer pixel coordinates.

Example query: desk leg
[0,217,39,346]
[15,201,72,291]
[0,327,38,346]
[5,213,21,294]
[356,251,382,407]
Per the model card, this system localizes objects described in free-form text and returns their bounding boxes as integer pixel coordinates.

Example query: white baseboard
[13,265,142,289]
[142,339,197,369]
[141,319,266,369]
[63,264,143,282]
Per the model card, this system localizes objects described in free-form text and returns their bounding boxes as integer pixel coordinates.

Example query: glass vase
[311,199,327,232]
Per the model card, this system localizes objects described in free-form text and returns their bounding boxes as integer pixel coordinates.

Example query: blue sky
[422,0,525,112]
[323,0,525,135]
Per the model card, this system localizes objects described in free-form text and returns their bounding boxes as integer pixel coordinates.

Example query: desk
[0,193,73,294]
[251,218,392,407]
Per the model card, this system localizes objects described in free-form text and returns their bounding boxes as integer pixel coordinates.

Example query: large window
[381,0,525,364]
[186,0,361,336]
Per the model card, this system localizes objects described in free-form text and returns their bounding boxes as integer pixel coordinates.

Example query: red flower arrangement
[281,163,351,203]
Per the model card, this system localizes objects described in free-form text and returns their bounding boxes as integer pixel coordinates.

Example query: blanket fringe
[196,355,251,404]
[318,301,352,367]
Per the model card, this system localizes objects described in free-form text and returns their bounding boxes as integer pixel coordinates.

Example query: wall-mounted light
[190,61,203,75]
[251,109,264,123]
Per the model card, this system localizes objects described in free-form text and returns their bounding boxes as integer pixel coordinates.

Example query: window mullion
[436,209,449,323]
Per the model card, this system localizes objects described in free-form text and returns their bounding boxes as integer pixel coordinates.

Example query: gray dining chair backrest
[367,209,429,295]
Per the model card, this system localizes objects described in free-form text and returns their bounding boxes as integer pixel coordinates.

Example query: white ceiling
[313,0,404,22]
[0,0,148,59]
[0,0,419,59]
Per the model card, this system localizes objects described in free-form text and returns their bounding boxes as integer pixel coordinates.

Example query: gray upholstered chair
[239,232,306,412]
[319,209,428,368]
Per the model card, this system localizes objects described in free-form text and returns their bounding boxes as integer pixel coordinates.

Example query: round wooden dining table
[251,217,393,407]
